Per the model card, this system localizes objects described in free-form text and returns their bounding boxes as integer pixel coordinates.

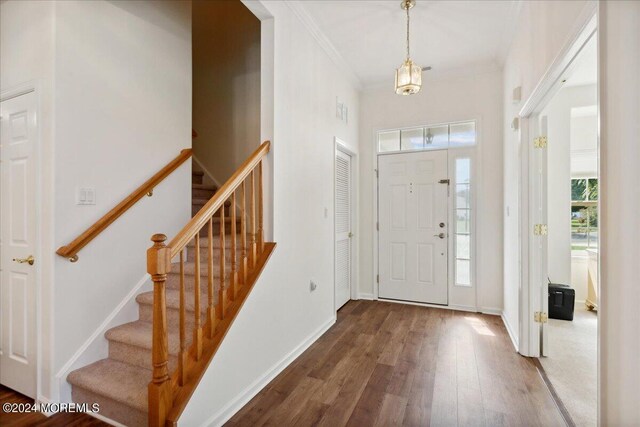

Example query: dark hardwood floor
[227,300,566,427]
[1,300,565,427]
[0,386,107,427]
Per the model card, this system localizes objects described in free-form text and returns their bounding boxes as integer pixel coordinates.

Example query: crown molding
[284,1,363,90]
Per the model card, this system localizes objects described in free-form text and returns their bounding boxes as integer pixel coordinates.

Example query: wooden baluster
[217,207,227,319]
[207,218,215,337]
[178,250,186,386]
[258,160,264,254]
[250,170,257,268]
[193,233,203,360]
[241,180,248,285]
[147,234,172,427]
[230,192,238,300]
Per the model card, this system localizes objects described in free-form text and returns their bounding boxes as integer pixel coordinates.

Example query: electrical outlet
[310,280,318,292]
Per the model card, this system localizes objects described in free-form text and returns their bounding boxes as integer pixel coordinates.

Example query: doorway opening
[519,16,598,426]
[540,34,598,427]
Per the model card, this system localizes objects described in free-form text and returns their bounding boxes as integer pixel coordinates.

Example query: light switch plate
[77,187,96,205]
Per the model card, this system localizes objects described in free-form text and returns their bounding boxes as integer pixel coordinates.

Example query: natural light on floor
[464,317,495,336]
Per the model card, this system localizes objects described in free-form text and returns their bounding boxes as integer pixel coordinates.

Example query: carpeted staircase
[67,164,241,426]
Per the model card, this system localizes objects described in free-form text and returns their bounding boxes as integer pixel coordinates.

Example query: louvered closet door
[335,149,352,310]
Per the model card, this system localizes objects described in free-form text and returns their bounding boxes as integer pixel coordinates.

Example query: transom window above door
[378,120,476,153]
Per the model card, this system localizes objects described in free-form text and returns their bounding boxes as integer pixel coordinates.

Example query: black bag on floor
[548,283,575,321]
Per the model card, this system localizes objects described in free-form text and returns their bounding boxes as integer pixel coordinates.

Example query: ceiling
[297,0,522,87]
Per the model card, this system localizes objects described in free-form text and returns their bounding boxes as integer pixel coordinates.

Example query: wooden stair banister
[56,149,193,262]
[147,141,275,427]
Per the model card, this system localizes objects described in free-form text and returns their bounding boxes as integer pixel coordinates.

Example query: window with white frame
[454,157,472,287]
[377,120,476,153]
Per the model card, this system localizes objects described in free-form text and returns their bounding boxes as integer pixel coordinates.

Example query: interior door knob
[434,233,445,239]
[13,255,35,265]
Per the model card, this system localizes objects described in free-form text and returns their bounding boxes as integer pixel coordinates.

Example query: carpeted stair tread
[67,359,149,412]
[187,234,247,248]
[192,183,217,191]
[192,196,231,204]
[67,160,250,425]
[136,288,209,313]
[105,320,180,355]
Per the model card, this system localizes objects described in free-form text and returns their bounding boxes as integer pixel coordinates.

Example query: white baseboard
[201,316,336,427]
[54,273,152,403]
[480,307,503,316]
[357,293,375,300]
[501,312,519,352]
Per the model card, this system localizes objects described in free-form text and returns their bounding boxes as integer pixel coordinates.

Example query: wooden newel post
[147,234,172,427]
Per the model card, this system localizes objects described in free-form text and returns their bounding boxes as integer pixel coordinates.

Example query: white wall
[542,84,596,285]
[1,0,57,401]
[193,0,261,184]
[180,1,359,425]
[502,0,592,348]
[52,0,192,384]
[358,70,504,313]
[2,0,193,404]
[599,1,640,423]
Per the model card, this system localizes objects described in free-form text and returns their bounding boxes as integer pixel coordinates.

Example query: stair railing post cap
[151,234,167,245]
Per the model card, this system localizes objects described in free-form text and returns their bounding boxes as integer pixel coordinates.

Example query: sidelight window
[454,157,472,287]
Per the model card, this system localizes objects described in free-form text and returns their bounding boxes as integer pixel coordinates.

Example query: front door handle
[13,255,35,266]
[434,233,445,239]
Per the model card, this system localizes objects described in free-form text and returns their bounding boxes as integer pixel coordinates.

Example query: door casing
[517,8,597,359]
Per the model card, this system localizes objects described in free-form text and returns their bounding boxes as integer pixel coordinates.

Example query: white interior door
[335,148,353,310]
[378,150,448,304]
[0,91,38,397]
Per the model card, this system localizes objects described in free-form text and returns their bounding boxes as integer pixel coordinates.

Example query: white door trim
[0,81,41,398]
[334,138,358,308]
[517,3,597,357]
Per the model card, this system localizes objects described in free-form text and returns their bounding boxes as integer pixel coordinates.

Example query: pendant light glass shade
[395,58,422,95]
[395,0,422,95]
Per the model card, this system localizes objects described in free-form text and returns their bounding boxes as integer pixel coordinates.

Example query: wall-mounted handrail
[56,149,193,262]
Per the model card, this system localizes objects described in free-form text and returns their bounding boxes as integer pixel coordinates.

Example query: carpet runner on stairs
[67,164,242,426]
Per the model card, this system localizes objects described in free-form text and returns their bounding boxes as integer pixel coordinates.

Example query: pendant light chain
[395,0,422,95]
[406,1,411,60]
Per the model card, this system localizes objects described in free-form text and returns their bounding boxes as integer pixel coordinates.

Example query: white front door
[335,148,353,310]
[378,150,449,305]
[0,91,38,397]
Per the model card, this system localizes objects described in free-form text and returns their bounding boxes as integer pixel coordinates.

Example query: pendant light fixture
[395,0,422,95]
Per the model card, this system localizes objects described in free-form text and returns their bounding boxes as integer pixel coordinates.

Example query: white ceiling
[296,0,522,87]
